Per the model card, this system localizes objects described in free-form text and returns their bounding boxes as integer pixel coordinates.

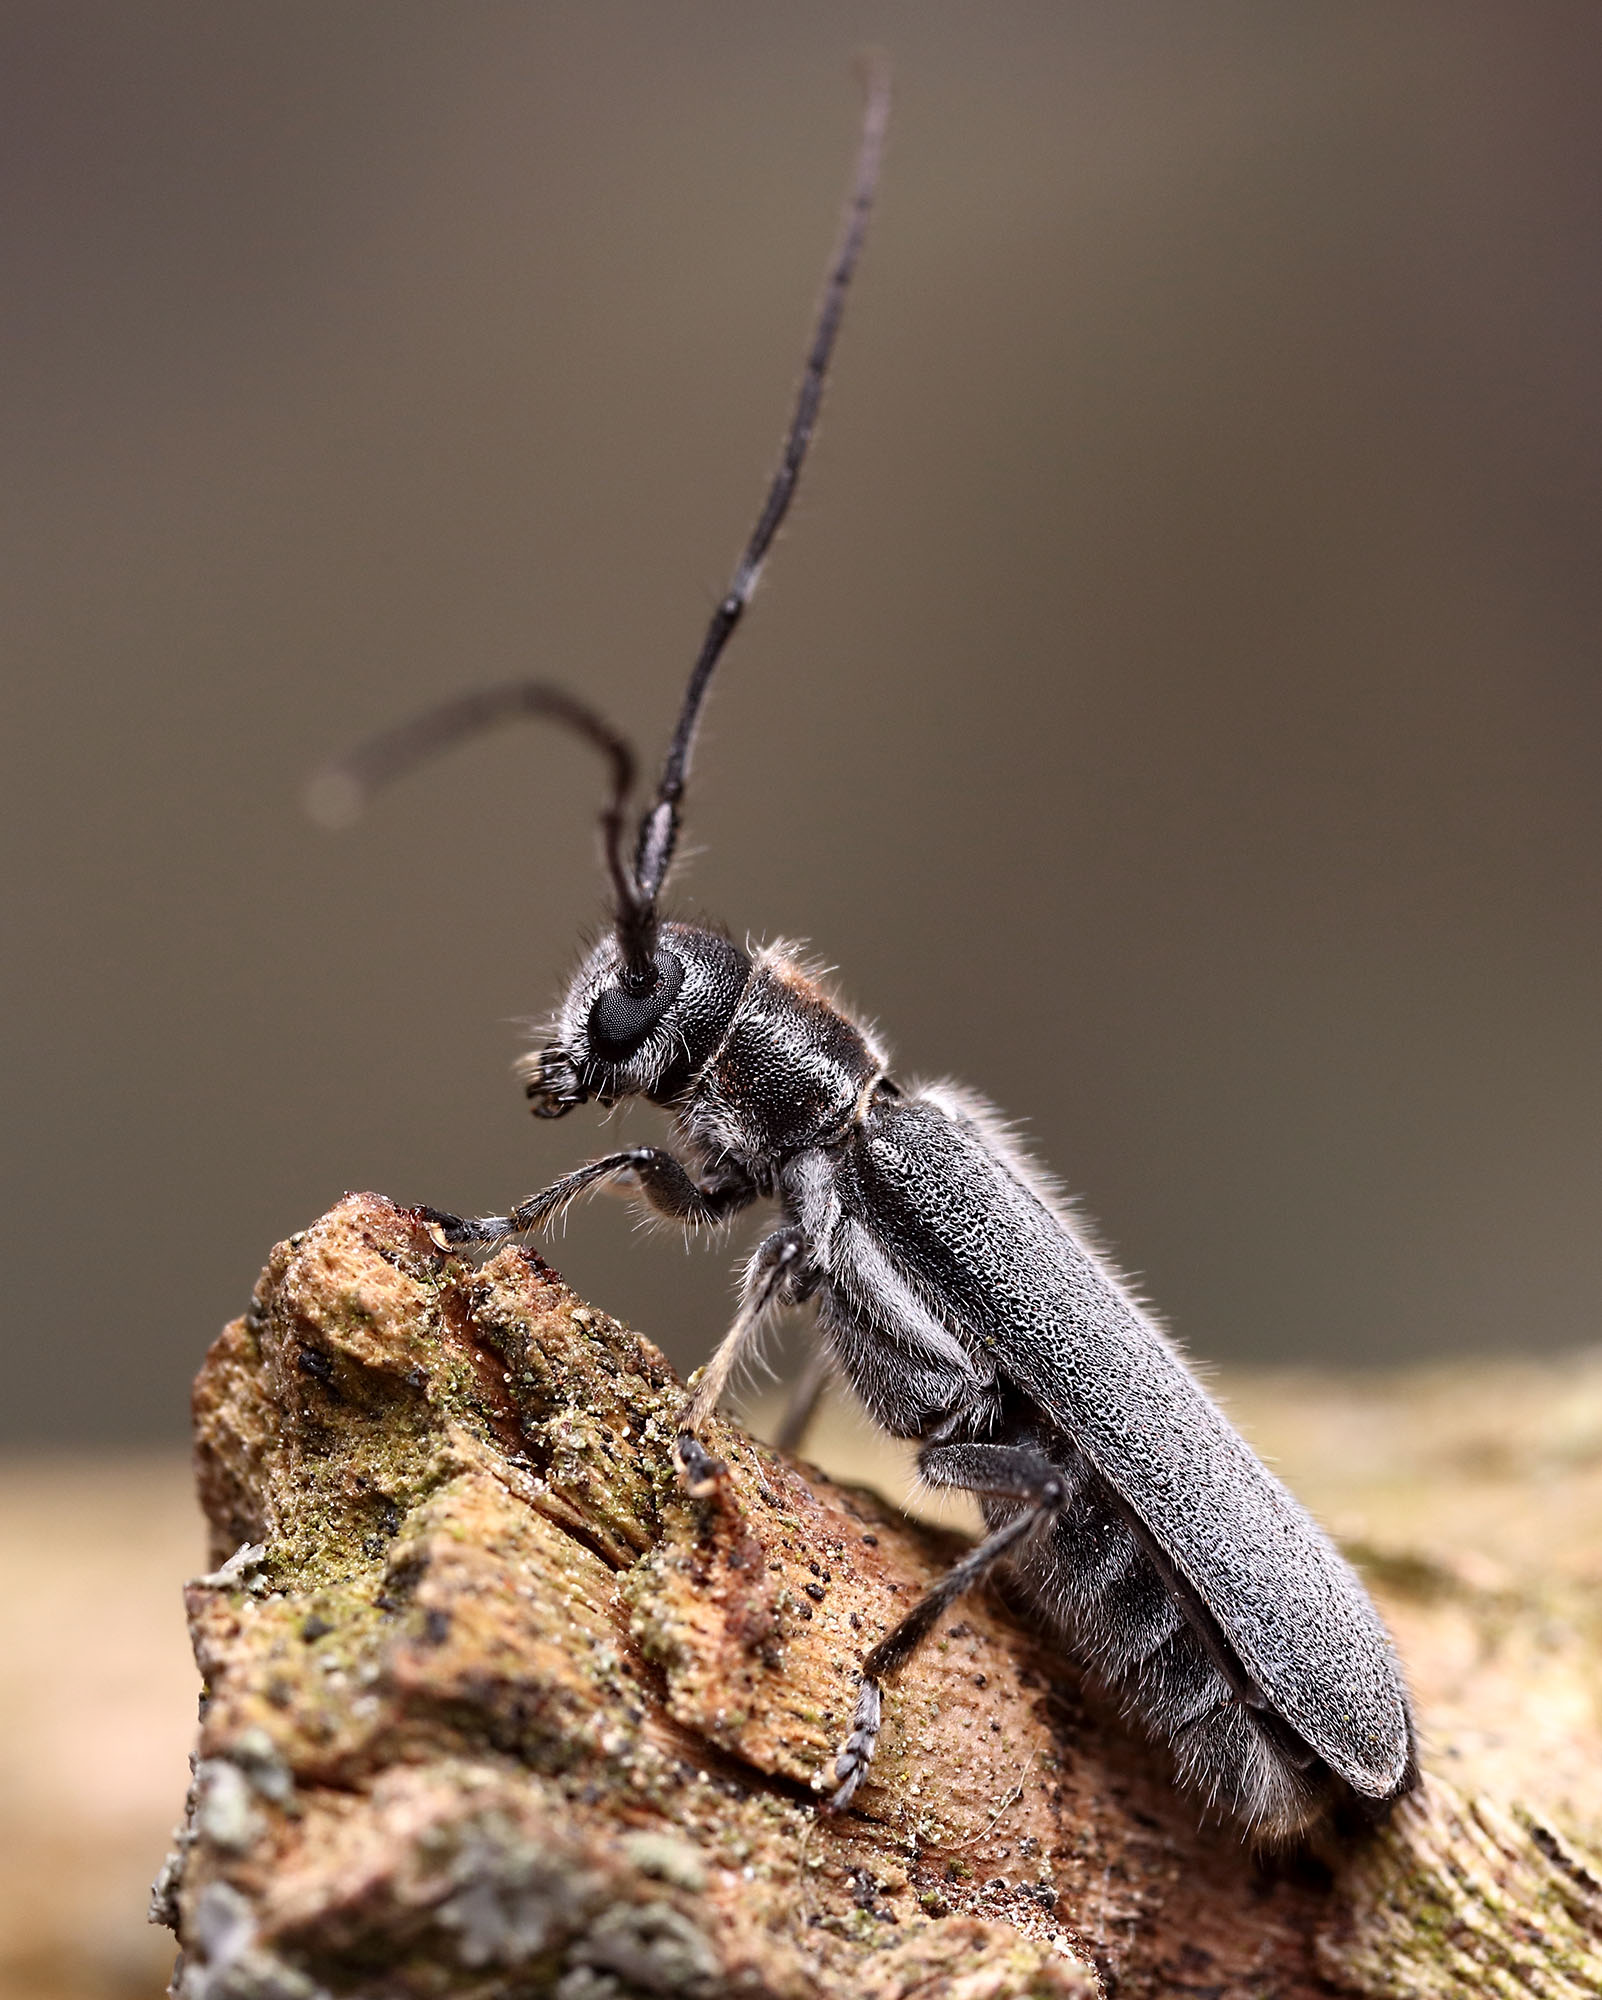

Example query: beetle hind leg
[828,1680,883,1810]
[825,1441,1072,1811]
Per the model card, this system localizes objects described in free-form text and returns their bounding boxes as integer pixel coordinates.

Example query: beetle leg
[771,1341,834,1454]
[418,1147,760,1247]
[673,1226,810,1495]
[827,1443,1072,1812]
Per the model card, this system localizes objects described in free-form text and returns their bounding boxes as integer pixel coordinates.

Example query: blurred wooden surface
[0,1454,201,2000]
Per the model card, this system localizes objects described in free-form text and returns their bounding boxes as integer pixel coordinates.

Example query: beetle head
[524,921,750,1116]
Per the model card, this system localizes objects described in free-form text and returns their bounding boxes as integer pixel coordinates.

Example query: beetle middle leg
[771,1342,834,1454]
[828,1441,1073,1812]
[674,1225,815,1494]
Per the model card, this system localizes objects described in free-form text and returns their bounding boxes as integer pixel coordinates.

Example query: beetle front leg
[673,1225,811,1495]
[419,1147,760,1247]
[828,1441,1074,1811]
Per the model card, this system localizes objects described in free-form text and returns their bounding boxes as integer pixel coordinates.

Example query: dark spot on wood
[1531,1820,1602,1892]
[296,1345,340,1397]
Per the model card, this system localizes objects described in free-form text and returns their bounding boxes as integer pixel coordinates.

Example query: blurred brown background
[5,0,1602,1447]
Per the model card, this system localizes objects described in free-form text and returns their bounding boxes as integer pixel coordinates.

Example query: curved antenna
[305,681,650,965]
[631,57,891,908]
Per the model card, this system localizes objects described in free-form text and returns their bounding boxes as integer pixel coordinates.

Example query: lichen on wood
[157,1193,1602,1997]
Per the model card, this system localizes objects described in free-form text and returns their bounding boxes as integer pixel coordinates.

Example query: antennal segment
[306,680,647,955]
[632,56,891,908]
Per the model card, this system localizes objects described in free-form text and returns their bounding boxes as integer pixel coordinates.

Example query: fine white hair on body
[911,1078,1172,1339]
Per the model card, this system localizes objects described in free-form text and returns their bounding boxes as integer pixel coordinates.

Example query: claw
[824,1678,882,1812]
[416,1204,471,1249]
[416,1205,511,1250]
[673,1429,728,1497]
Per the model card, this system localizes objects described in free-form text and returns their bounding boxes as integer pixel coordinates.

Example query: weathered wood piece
[157,1194,1602,1997]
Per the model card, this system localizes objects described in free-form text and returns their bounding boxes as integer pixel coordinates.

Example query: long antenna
[307,64,889,992]
[306,682,645,949]
[631,57,891,910]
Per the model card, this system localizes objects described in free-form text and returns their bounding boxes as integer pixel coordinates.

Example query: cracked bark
[156,1193,1602,1998]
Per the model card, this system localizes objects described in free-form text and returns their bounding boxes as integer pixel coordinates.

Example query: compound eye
[586,951,685,1064]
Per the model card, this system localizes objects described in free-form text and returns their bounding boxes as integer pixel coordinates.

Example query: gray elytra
[311,68,1416,1842]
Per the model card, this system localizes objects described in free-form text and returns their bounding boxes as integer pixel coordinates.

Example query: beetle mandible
[310,68,1417,1842]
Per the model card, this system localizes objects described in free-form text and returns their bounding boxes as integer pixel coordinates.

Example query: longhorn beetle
[310,67,1417,1841]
